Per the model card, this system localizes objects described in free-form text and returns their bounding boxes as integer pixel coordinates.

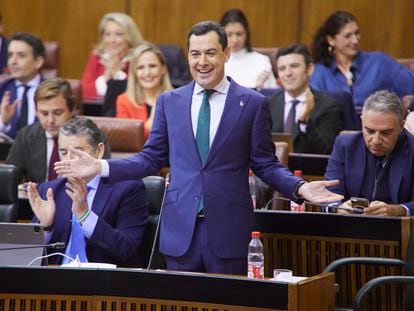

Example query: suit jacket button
[201,169,206,174]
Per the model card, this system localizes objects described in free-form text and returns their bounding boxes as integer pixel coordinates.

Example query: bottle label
[248,263,264,279]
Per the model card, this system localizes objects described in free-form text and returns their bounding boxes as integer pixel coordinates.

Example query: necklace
[337,63,354,86]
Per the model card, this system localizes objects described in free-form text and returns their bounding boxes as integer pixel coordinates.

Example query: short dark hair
[275,44,313,77]
[276,44,313,66]
[219,8,251,52]
[9,32,45,59]
[311,11,357,65]
[35,78,76,112]
[59,116,105,151]
[187,21,227,51]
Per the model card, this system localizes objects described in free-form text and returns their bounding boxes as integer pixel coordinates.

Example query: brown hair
[35,78,76,112]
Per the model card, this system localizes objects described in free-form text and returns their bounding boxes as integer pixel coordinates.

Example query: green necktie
[196,89,214,213]
[196,89,214,163]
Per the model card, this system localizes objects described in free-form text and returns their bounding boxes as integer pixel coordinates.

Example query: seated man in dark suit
[325,90,413,216]
[5,78,76,184]
[27,116,149,267]
[269,44,342,154]
[0,32,45,138]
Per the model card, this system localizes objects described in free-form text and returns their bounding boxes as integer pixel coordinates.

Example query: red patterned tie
[47,137,59,181]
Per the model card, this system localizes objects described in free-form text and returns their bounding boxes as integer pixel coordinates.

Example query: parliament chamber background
[0,0,413,80]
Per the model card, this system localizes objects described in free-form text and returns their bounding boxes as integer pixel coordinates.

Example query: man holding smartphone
[325,90,413,216]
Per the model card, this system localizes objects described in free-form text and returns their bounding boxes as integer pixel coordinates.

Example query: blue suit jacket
[0,78,20,138]
[38,177,149,267]
[107,79,301,258]
[325,130,414,213]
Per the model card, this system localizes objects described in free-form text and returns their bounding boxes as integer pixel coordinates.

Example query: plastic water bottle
[249,170,257,209]
[247,231,264,279]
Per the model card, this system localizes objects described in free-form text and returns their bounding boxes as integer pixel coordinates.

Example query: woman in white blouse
[220,8,277,90]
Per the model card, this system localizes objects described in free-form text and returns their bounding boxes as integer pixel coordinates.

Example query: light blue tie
[68,214,88,262]
[196,89,214,213]
[68,187,90,262]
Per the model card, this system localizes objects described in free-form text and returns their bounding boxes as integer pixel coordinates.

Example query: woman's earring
[328,45,333,55]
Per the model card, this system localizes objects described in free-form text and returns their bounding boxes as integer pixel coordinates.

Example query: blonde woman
[81,12,143,99]
[116,42,172,138]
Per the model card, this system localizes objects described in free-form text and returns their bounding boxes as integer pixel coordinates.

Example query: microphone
[0,242,66,251]
[147,173,171,270]
[325,202,364,214]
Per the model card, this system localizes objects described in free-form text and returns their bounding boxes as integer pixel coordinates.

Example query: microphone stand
[147,173,171,270]
[0,242,66,251]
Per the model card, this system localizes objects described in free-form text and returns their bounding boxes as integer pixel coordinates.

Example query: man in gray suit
[269,44,341,154]
[5,78,76,183]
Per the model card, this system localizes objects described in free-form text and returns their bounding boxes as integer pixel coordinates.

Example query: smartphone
[350,197,369,210]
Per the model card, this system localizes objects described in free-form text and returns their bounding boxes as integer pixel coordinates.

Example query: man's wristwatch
[293,180,306,199]
[43,224,54,232]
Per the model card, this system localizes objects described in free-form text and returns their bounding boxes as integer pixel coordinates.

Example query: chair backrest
[253,47,279,78]
[157,44,191,88]
[322,91,361,130]
[274,141,289,166]
[273,133,293,153]
[142,176,166,269]
[87,116,145,159]
[41,41,59,79]
[67,78,82,114]
[0,164,18,222]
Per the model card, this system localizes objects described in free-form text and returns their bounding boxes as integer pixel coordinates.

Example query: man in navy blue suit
[326,90,414,216]
[56,21,342,274]
[0,32,45,138]
[27,116,149,267]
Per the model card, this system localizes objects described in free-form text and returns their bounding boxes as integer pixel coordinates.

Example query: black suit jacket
[5,122,47,183]
[268,90,342,154]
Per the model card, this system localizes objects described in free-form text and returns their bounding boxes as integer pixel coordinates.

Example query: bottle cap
[251,231,260,238]
[294,170,302,176]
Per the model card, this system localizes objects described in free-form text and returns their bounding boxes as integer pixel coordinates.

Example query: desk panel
[255,210,412,310]
[0,267,335,311]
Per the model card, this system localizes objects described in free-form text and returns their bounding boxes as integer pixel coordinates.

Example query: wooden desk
[255,210,412,310]
[0,266,335,311]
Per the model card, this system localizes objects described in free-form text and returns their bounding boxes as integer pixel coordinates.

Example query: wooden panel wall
[0,0,413,79]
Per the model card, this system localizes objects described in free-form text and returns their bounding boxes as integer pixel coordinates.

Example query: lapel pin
[240,101,244,106]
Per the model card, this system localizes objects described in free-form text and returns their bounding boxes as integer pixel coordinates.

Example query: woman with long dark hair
[220,8,276,90]
[310,11,414,109]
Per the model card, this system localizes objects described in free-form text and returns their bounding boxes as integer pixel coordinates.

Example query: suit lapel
[205,82,247,165]
[53,179,74,244]
[91,179,111,216]
[273,93,285,132]
[349,138,366,196]
[174,82,203,164]
[29,123,47,179]
[388,135,406,203]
